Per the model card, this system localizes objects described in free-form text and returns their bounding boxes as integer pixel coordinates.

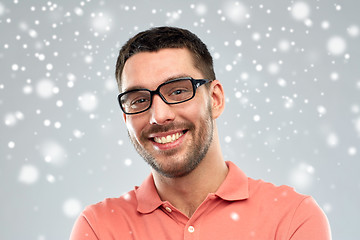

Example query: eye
[171,89,188,95]
[129,97,150,109]
[131,98,149,105]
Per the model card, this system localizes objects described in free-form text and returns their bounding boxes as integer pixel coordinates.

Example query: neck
[152,131,228,218]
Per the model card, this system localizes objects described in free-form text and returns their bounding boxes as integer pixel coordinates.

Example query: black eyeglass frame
[117,77,212,115]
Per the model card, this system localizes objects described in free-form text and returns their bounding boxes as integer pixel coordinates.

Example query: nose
[149,94,175,125]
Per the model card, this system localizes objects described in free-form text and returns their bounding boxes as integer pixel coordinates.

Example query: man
[70,26,331,239]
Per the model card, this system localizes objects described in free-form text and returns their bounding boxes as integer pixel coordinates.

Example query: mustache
[142,122,195,137]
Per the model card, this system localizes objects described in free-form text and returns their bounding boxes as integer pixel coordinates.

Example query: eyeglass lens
[120,79,194,114]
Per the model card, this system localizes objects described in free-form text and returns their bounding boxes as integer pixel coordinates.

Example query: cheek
[179,101,210,123]
[125,118,142,139]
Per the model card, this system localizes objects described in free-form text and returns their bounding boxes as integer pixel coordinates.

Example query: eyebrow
[122,74,191,92]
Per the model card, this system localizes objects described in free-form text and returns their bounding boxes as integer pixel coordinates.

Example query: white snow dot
[255,64,263,71]
[123,193,131,201]
[92,12,112,33]
[84,55,93,64]
[230,212,239,221]
[46,63,53,71]
[78,92,99,112]
[326,133,339,147]
[12,64,19,71]
[124,158,132,166]
[236,130,244,138]
[284,98,294,109]
[278,39,290,52]
[253,115,260,122]
[277,78,287,87]
[67,81,74,88]
[317,105,327,116]
[63,198,82,218]
[348,147,357,156]
[291,1,310,21]
[46,174,56,183]
[306,165,315,174]
[351,105,359,114]
[321,21,330,29]
[0,3,5,16]
[240,72,249,80]
[225,64,233,71]
[267,62,279,75]
[327,36,346,56]
[289,163,314,190]
[105,78,117,91]
[18,164,39,184]
[252,32,261,41]
[235,39,242,47]
[23,85,33,94]
[73,129,84,138]
[36,79,55,99]
[4,112,22,126]
[223,1,249,25]
[195,3,207,15]
[323,203,332,213]
[235,91,242,98]
[53,86,59,94]
[224,136,232,143]
[304,19,312,27]
[41,141,67,166]
[330,72,339,81]
[38,54,45,61]
[74,7,84,16]
[54,122,61,129]
[67,73,76,81]
[29,29,38,38]
[15,112,23,119]
[44,119,51,126]
[56,100,63,107]
[8,141,15,148]
[347,25,359,37]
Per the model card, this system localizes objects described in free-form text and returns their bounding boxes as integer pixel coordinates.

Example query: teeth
[154,132,183,144]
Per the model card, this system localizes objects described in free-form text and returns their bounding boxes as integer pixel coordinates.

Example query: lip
[148,129,188,151]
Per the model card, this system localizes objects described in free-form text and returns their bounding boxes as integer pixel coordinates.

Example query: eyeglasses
[118,77,212,115]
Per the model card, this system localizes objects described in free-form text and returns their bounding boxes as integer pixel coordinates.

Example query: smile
[154,131,184,144]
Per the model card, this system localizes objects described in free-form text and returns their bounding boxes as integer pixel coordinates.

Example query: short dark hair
[115,26,216,91]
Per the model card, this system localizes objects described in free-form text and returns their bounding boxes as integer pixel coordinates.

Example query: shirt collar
[135,161,249,214]
[214,161,249,201]
[135,174,163,214]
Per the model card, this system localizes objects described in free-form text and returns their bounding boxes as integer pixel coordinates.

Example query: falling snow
[63,198,82,218]
[18,164,39,185]
[1,1,359,239]
[290,1,310,21]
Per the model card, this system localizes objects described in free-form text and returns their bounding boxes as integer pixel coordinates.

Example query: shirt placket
[160,202,201,240]
[183,222,199,240]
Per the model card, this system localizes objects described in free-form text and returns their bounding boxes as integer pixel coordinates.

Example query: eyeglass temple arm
[194,79,212,88]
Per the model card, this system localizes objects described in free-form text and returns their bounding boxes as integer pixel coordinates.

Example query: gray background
[0,0,359,239]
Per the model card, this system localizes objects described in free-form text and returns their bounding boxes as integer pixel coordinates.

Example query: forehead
[121,48,202,91]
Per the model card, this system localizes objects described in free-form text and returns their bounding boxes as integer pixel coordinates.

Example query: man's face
[121,48,214,178]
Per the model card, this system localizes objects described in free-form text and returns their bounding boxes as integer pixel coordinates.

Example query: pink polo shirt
[70,161,331,239]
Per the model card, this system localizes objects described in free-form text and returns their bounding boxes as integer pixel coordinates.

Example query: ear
[209,80,225,119]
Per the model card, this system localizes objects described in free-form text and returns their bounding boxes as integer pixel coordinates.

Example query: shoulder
[248,178,330,229]
[246,178,315,220]
[247,178,330,238]
[71,191,140,239]
[248,177,307,204]
[82,190,138,223]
